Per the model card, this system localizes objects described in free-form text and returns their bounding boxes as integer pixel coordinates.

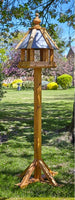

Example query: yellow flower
[2,83,8,87]
[11,79,23,88]
[47,82,58,90]
[12,79,23,84]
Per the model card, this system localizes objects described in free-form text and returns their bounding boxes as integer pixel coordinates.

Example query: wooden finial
[33,13,41,25]
[36,13,39,17]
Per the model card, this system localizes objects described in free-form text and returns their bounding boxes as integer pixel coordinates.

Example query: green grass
[0,198,74,200]
[0,88,74,198]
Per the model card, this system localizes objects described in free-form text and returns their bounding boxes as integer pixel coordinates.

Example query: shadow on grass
[0,91,74,198]
[0,101,72,145]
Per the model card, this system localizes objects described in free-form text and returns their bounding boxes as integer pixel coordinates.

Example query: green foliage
[0,47,8,100]
[57,74,72,89]
[0,65,5,100]
[0,48,7,62]
[21,81,34,90]
[0,0,74,52]
[47,82,58,90]
[47,76,54,82]
[2,80,34,90]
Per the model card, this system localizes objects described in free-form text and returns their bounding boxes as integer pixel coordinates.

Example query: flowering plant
[47,82,58,90]
[2,83,8,87]
[11,79,23,88]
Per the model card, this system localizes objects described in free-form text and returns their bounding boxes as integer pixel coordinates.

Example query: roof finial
[33,12,41,25]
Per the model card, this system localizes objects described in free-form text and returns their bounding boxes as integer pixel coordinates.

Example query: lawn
[0,88,74,199]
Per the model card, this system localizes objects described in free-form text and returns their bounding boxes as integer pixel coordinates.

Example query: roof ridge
[45,30,58,49]
[40,29,52,49]
[27,29,37,49]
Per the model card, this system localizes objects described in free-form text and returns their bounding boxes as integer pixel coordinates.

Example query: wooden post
[40,49,43,61]
[50,49,54,63]
[21,49,25,61]
[30,49,34,61]
[27,49,34,61]
[34,68,42,179]
[40,49,48,62]
[27,49,30,61]
[43,49,48,62]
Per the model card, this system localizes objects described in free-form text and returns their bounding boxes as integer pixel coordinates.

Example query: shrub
[12,83,18,88]
[47,76,54,82]
[12,79,23,84]
[11,79,23,88]
[2,83,8,87]
[57,74,72,89]
[47,82,58,90]
[7,83,12,88]
[21,81,34,90]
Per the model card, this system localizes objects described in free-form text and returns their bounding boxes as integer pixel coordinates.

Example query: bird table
[15,13,59,189]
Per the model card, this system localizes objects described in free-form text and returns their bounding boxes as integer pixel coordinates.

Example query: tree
[70,102,75,144]
[2,44,74,81]
[2,46,33,78]
[0,48,7,99]
[0,65,4,100]
[0,0,74,53]
[43,50,74,80]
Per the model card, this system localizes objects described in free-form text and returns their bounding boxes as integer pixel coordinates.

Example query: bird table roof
[15,13,58,50]
[16,29,58,50]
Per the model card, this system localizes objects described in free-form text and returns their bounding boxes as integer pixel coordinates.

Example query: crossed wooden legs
[16,159,58,189]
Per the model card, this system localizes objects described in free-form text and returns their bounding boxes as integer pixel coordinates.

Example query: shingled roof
[16,13,58,50]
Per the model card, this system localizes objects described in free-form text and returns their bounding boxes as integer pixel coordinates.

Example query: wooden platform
[18,61,57,69]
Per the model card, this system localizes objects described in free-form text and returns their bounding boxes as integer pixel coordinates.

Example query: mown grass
[0,198,74,200]
[0,88,74,199]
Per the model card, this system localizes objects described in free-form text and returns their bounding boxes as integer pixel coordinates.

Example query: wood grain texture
[21,49,25,61]
[50,49,54,62]
[27,29,36,49]
[39,160,58,186]
[20,160,36,189]
[27,49,30,61]
[18,61,57,69]
[41,159,58,177]
[40,49,49,62]
[30,49,34,61]
[34,68,42,179]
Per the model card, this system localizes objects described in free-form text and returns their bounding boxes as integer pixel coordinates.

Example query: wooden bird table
[16,66,58,189]
[15,13,58,189]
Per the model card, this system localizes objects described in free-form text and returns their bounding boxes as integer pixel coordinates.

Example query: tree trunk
[70,102,75,144]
